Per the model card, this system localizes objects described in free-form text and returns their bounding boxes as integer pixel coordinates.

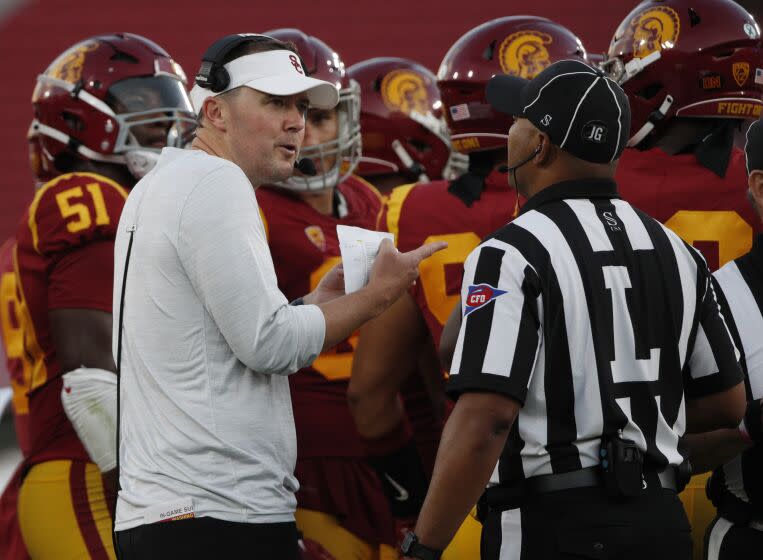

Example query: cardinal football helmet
[31,33,195,180]
[266,28,361,191]
[604,0,763,147]
[348,57,466,182]
[437,16,589,154]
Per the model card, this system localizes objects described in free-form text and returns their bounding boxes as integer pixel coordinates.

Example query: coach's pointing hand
[368,239,448,312]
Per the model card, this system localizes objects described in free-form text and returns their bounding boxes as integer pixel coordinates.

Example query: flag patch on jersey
[464,283,506,316]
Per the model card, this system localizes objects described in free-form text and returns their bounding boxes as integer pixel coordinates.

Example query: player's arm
[684,427,754,474]
[30,175,125,476]
[348,290,435,519]
[438,298,462,370]
[349,291,429,438]
[684,274,746,433]
[51,309,115,373]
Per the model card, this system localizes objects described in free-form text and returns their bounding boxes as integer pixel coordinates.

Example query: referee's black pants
[481,486,691,560]
[115,517,299,560]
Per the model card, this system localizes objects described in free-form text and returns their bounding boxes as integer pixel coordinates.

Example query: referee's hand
[368,238,447,310]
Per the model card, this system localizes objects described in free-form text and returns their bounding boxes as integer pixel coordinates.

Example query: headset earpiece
[195,33,273,93]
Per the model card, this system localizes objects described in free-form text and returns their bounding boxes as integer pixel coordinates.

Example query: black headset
[195,33,269,92]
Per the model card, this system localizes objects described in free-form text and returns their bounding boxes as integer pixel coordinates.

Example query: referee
[400,60,746,560]
[686,118,763,559]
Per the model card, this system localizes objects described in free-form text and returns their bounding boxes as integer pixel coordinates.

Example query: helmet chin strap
[627,94,674,148]
[391,139,429,182]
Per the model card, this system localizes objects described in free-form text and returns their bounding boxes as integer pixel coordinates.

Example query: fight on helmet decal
[628,6,680,59]
[464,283,507,316]
[380,70,432,115]
[499,31,553,78]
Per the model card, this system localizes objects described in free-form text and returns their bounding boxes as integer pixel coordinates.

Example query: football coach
[111,33,445,560]
[401,59,745,560]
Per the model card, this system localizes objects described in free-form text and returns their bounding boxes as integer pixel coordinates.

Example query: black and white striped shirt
[447,178,743,487]
[711,234,763,516]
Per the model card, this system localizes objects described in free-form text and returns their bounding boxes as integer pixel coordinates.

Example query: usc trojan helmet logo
[628,6,680,59]
[49,41,100,83]
[381,70,431,115]
[498,31,553,78]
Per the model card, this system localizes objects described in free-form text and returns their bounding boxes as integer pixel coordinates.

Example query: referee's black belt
[482,465,678,510]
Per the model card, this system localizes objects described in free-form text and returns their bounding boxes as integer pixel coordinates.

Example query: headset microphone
[504,143,542,218]
[504,143,542,173]
[294,158,317,176]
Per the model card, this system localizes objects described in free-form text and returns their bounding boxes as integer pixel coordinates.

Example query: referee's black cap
[486,59,631,164]
[745,118,763,174]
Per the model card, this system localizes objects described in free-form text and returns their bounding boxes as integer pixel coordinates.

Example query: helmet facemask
[32,73,196,179]
[277,80,361,192]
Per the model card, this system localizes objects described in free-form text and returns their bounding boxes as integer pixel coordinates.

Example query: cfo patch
[464,283,506,316]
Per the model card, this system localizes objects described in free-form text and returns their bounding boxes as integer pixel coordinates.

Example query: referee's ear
[748,170,763,222]
[535,131,555,167]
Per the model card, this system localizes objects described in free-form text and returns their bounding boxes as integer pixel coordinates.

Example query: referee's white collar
[518,178,619,216]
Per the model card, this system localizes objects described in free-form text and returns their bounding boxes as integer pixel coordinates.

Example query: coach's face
[226,87,310,184]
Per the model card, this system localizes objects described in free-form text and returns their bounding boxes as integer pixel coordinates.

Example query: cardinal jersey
[258,177,400,550]
[0,238,31,457]
[616,147,760,271]
[14,172,127,466]
[386,170,517,345]
[257,176,383,459]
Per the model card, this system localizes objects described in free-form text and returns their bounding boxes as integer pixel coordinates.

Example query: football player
[603,1,763,555]
[348,56,462,524]
[5,34,194,559]
[0,127,51,560]
[349,57,466,194]
[347,17,590,559]
[256,28,395,560]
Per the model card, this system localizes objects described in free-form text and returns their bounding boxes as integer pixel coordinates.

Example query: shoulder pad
[27,172,128,256]
[385,182,419,240]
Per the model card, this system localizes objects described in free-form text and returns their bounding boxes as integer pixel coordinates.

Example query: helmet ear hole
[408,137,432,153]
[636,83,663,100]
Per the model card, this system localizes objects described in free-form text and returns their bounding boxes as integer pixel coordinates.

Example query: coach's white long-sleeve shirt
[112,148,325,531]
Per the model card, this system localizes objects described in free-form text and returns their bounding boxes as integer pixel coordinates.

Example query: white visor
[190,50,339,112]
